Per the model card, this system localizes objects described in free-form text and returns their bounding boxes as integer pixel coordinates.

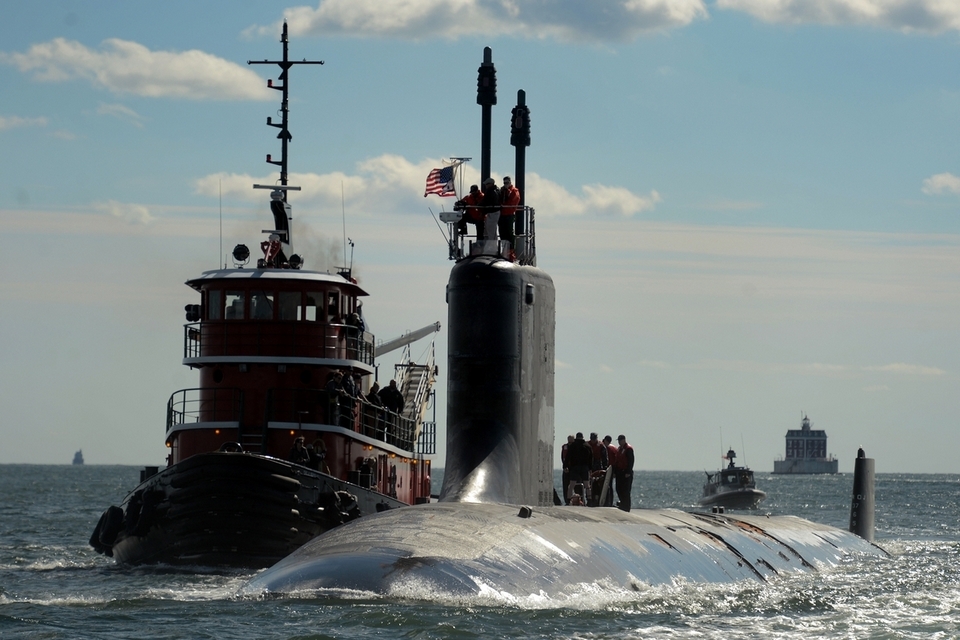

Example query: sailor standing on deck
[603,435,618,506]
[587,432,608,505]
[455,185,485,240]
[481,177,501,242]
[560,434,574,504]
[498,176,520,250]
[588,432,608,471]
[340,372,359,429]
[288,437,310,465]
[614,434,635,512]
[565,432,593,503]
[325,371,344,427]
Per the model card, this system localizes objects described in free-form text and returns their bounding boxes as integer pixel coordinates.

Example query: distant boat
[773,414,839,474]
[699,448,766,510]
[73,450,84,465]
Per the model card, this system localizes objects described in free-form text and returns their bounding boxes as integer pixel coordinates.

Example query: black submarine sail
[441,49,554,507]
[242,49,884,598]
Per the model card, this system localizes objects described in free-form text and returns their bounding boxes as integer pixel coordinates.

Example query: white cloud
[681,359,948,377]
[639,359,670,368]
[862,362,947,375]
[96,102,147,128]
[0,115,48,131]
[717,0,960,34]
[250,0,708,42]
[94,200,155,225]
[922,172,960,196]
[688,359,855,377]
[700,198,765,211]
[193,153,658,218]
[1,38,272,100]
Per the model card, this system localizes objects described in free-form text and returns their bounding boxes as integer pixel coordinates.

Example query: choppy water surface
[1,465,957,639]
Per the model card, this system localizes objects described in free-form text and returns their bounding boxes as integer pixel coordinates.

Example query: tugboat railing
[267,388,418,452]
[166,386,419,451]
[166,387,244,430]
[183,322,374,365]
[416,418,437,457]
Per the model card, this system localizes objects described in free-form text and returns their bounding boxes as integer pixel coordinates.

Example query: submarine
[241,48,884,599]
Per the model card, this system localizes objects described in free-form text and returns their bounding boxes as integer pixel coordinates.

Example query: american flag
[424,165,457,197]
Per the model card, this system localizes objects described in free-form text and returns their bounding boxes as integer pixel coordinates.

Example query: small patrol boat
[89,24,438,568]
[699,448,766,510]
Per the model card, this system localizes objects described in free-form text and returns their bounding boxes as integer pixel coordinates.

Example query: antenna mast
[248,21,324,204]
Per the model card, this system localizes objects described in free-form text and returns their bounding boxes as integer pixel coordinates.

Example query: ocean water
[1,465,958,639]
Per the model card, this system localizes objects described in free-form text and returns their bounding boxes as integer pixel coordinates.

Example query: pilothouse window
[279,292,300,320]
[327,291,340,323]
[251,291,274,320]
[305,292,322,321]
[225,291,245,320]
[207,290,222,320]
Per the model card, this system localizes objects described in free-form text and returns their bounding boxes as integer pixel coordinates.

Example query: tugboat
[72,450,84,465]
[698,448,766,510]
[89,24,438,567]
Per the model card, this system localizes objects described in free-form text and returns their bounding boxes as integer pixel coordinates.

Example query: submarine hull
[241,502,885,597]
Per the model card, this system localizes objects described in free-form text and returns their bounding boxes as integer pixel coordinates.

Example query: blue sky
[1,1,959,473]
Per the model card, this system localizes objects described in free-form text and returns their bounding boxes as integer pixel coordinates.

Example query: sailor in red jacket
[602,435,619,506]
[480,177,500,242]
[498,176,521,249]
[455,184,485,240]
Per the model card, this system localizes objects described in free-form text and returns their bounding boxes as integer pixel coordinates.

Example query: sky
[1,1,959,473]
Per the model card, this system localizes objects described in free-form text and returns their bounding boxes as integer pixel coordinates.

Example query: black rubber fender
[337,490,362,522]
[98,505,124,548]
[123,491,143,535]
[89,509,110,555]
[129,489,163,537]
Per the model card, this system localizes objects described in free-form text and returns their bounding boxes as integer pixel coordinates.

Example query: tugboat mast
[248,21,323,202]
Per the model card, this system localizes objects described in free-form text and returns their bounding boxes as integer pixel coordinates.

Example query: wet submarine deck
[241,502,884,596]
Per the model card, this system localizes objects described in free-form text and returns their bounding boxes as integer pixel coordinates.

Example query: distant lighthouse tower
[773,414,839,474]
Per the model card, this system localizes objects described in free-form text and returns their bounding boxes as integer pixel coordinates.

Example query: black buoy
[849,447,875,542]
